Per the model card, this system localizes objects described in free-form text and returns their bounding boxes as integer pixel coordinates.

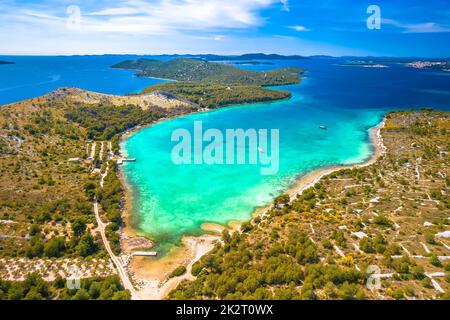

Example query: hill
[113,58,304,109]
[112,58,303,86]
[43,87,195,111]
[142,82,291,109]
[204,53,308,61]
[0,87,195,257]
[0,87,200,299]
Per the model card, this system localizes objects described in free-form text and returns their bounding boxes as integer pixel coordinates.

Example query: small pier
[131,251,158,257]
[117,158,136,165]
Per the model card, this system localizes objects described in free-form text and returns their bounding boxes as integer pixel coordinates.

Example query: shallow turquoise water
[122,83,384,250]
[121,58,450,251]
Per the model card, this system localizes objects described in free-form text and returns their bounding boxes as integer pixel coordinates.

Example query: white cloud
[213,35,226,41]
[383,18,450,33]
[6,0,291,36]
[0,0,304,55]
[289,25,310,32]
[87,7,142,16]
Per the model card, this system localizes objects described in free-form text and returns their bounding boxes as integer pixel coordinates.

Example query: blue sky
[0,0,449,56]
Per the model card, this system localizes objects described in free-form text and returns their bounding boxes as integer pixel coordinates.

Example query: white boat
[319,125,327,130]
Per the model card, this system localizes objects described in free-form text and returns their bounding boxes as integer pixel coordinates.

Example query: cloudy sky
[0,0,449,56]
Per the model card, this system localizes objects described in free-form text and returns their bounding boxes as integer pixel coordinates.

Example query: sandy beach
[119,116,386,300]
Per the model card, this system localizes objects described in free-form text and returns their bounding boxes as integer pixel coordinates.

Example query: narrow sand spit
[131,235,219,300]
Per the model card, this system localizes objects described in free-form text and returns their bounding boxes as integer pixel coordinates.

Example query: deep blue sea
[0,55,167,105]
[1,55,449,250]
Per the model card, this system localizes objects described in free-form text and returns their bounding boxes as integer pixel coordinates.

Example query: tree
[373,215,393,228]
[88,282,101,299]
[72,289,90,300]
[77,234,98,257]
[425,233,436,245]
[169,265,187,278]
[222,230,231,244]
[44,237,66,258]
[25,236,44,258]
[112,291,131,300]
[72,219,87,238]
[29,224,41,236]
[392,289,404,300]
[274,194,290,208]
[430,254,442,268]
[54,276,65,289]
[191,262,203,277]
[359,237,375,253]
[23,287,44,300]
[337,282,365,300]
[84,182,98,200]
[7,283,25,300]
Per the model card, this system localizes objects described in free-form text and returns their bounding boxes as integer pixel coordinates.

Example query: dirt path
[89,142,96,160]
[93,199,136,296]
[92,151,137,297]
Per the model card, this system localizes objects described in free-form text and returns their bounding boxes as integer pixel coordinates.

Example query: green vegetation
[170,111,450,300]
[64,103,166,140]
[0,90,183,300]
[114,58,304,109]
[169,265,187,279]
[143,82,291,109]
[0,88,193,258]
[0,273,130,300]
[112,58,303,86]
[99,161,124,255]
[170,231,365,300]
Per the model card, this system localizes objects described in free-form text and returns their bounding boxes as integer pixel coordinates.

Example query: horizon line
[1,53,449,59]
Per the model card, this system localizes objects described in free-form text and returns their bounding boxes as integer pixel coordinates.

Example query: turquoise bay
[121,58,450,252]
[121,57,450,252]
[122,84,383,250]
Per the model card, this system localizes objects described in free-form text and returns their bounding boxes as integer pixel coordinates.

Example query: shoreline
[119,114,386,300]
[118,80,306,238]
[199,117,387,234]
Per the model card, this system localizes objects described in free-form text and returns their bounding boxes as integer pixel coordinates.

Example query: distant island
[112,58,303,85]
[407,61,450,72]
[339,60,388,68]
[202,53,308,61]
[155,53,308,61]
[112,58,305,108]
[230,61,275,65]
[0,61,14,65]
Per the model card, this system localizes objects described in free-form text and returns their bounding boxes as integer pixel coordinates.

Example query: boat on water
[319,125,327,130]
